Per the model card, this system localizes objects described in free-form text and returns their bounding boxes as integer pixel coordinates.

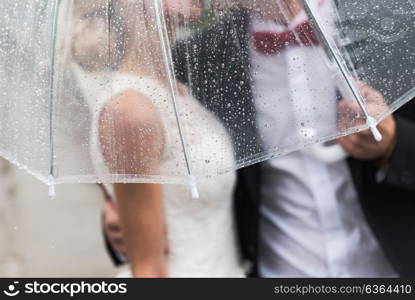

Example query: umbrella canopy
[302,0,415,137]
[0,0,414,196]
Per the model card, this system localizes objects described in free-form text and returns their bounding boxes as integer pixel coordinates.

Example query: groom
[104,0,415,276]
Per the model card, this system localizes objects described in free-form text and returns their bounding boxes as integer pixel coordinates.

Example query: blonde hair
[67,0,127,72]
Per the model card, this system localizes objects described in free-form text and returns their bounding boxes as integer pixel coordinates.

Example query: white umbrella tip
[366,116,383,142]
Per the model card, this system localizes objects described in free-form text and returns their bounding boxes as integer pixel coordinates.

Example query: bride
[71,0,244,277]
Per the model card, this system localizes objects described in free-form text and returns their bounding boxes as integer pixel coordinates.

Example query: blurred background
[0,158,117,277]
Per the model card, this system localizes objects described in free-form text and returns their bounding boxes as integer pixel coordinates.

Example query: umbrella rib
[47,0,61,197]
[301,0,383,142]
[153,0,199,199]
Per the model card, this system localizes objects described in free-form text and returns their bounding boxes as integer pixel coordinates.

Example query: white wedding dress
[74,66,245,277]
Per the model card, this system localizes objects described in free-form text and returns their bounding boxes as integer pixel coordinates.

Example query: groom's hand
[337,115,396,161]
[337,84,397,161]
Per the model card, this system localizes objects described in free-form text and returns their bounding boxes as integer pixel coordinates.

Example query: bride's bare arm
[99,90,167,277]
[114,183,166,277]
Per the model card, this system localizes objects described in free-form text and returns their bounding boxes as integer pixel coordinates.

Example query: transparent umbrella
[0,0,414,198]
[302,0,415,137]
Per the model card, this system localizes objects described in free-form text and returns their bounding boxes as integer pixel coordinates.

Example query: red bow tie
[253,21,320,55]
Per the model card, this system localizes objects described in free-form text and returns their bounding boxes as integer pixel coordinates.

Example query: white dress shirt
[251,10,397,277]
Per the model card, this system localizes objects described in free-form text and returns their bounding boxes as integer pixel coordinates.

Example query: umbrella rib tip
[48,175,56,199]
[189,175,199,200]
[367,116,383,142]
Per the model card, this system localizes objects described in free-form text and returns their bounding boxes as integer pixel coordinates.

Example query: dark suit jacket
[106,8,415,277]
[172,9,415,277]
